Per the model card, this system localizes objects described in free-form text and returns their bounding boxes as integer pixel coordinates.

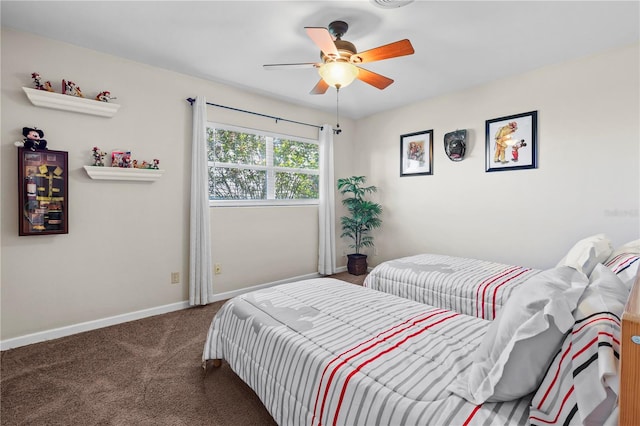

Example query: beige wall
[0,29,354,342]
[355,43,640,269]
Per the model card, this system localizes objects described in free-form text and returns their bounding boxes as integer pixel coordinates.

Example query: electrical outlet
[214,264,222,275]
[171,272,180,284]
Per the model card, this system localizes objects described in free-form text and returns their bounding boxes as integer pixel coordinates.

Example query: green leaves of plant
[337,176,382,254]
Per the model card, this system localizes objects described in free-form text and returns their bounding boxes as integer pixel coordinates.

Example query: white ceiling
[2,1,639,120]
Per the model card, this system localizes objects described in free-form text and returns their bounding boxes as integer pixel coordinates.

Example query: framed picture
[486,110,537,172]
[17,148,68,236]
[400,129,433,177]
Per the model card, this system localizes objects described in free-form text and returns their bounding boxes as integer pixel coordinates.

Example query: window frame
[207,122,320,207]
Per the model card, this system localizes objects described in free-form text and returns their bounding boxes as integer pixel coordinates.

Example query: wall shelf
[23,87,120,117]
[83,166,164,181]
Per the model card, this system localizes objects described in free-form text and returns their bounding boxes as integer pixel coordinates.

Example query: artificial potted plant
[337,176,382,275]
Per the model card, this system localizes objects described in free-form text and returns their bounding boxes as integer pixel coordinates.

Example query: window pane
[210,167,266,200]
[206,128,216,162]
[275,171,319,199]
[211,129,266,166]
[273,139,319,170]
[208,124,320,204]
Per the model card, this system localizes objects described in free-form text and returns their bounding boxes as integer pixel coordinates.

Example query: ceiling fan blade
[263,63,320,70]
[310,79,329,95]
[305,27,339,59]
[356,67,394,90]
[351,39,414,64]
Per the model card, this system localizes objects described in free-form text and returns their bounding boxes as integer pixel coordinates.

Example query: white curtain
[189,96,214,305]
[318,124,336,275]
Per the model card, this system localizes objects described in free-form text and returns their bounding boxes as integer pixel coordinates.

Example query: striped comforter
[364,254,541,320]
[203,278,532,426]
[529,312,621,425]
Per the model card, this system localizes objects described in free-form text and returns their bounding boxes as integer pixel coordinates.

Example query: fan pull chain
[335,86,342,134]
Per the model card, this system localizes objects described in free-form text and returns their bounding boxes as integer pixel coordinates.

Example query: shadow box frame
[18,148,69,236]
[400,129,434,177]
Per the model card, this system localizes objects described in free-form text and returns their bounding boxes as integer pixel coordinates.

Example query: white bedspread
[203,278,531,425]
[364,253,542,320]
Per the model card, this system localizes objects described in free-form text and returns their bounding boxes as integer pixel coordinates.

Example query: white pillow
[608,239,640,257]
[582,262,632,314]
[604,239,640,291]
[449,266,589,404]
[556,234,613,276]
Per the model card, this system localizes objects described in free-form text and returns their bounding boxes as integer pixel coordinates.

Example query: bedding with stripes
[528,312,620,425]
[203,278,532,425]
[364,253,541,320]
[528,263,627,425]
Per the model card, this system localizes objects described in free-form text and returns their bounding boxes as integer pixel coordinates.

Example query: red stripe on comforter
[331,313,459,426]
[475,266,522,319]
[536,342,573,409]
[531,315,620,424]
[490,268,531,319]
[605,253,639,273]
[311,308,456,426]
[529,386,576,424]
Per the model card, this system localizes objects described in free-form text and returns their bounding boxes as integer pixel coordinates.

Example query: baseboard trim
[0,272,324,351]
[0,301,191,351]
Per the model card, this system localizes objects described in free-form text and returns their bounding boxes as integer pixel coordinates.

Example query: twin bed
[203,235,639,425]
[362,236,639,322]
[363,253,541,320]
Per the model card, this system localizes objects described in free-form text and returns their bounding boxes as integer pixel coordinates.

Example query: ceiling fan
[263,20,415,94]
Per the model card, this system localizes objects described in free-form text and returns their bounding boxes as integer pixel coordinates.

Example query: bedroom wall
[0,28,355,343]
[354,43,640,270]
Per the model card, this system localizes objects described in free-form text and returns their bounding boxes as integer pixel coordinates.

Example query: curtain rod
[186,98,324,131]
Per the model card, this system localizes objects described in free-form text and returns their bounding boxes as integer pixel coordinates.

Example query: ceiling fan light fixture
[318,61,359,89]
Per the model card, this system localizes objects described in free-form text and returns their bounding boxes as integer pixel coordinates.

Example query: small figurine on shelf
[31,72,44,90]
[62,79,84,97]
[95,91,117,102]
[131,158,160,169]
[92,146,106,166]
[124,151,132,168]
[31,72,55,92]
[14,127,48,151]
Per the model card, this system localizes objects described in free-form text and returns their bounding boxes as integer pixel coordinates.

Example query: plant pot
[347,253,368,276]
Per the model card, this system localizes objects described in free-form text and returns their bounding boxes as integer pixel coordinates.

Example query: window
[207,124,320,206]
